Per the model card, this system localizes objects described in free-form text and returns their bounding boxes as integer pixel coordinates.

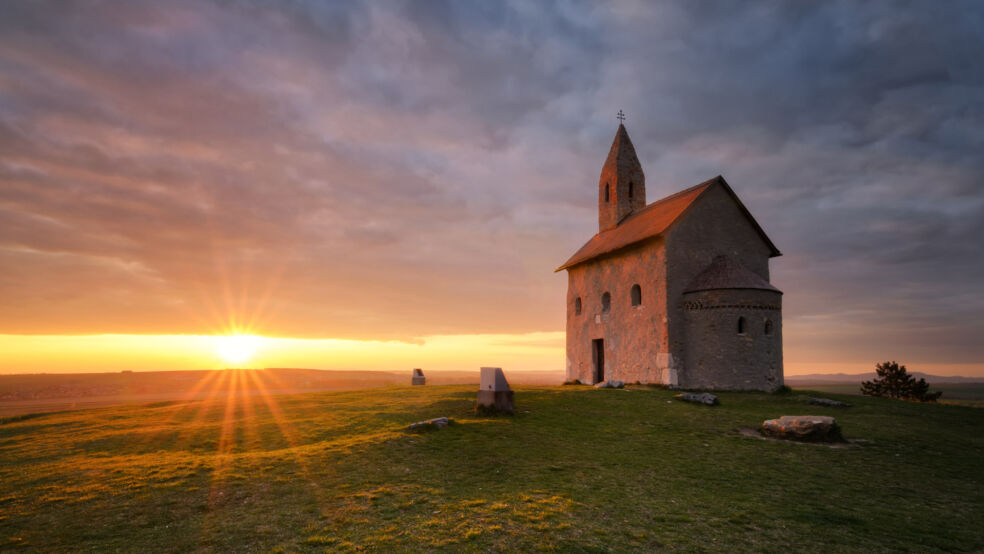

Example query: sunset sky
[1,2,982,376]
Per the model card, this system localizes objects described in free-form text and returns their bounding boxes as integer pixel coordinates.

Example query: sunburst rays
[245,370,330,499]
[182,369,330,531]
[207,369,241,508]
[133,369,223,449]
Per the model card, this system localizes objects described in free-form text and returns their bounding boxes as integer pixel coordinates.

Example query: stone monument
[476,367,514,415]
[411,368,425,386]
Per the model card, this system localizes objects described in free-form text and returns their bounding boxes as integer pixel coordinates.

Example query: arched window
[630,284,642,306]
[737,317,746,334]
[628,181,634,199]
[764,319,773,335]
[601,292,611,313]
[575,297,582,315]
[604,183,610,202]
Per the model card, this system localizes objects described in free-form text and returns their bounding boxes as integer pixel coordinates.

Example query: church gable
[664,178,779,283]
[673,176,780,259]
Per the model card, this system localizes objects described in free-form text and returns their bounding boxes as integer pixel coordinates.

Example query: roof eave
[555,235,662,272]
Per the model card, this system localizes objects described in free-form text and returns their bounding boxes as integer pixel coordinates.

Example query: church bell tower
[598,121,646,232]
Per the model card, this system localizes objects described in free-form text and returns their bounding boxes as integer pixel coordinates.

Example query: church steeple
[599,123,646,232]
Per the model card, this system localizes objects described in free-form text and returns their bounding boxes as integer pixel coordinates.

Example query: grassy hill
[1,380,982,552]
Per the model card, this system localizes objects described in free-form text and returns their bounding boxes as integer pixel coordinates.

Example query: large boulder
[761,415,844,442]
[675,392,719,406]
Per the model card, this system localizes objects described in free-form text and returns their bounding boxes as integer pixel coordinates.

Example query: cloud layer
[1,1,982,367]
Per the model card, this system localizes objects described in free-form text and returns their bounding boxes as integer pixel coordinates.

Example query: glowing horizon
[1,332,981,377]
[0,332,567,374]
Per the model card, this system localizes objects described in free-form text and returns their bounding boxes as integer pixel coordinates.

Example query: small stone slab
[675,392,719,406]
[808,397,850,408]
[480,367,510,391]
[408,417,450,431]
[761,415,843,442]
[477,367,514,415]
[594,380,624,389]
[411,368,426,386]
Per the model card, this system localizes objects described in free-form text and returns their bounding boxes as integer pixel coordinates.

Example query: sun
[213,334,262,366]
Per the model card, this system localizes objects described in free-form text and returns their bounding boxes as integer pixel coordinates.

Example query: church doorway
[592,339,605,383]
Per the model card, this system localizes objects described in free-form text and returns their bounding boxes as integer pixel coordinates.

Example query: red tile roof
[684,255,781,293]
[556,175,780,272]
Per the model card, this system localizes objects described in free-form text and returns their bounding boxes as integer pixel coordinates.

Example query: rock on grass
[674,392,719,406]
[761,415,844,442]
[408,417,452,432]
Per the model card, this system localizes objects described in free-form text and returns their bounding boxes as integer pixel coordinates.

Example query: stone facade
[558,124,783,391]
[565,240,672,385]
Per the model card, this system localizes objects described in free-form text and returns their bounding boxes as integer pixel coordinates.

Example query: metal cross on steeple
[616,109,626,123]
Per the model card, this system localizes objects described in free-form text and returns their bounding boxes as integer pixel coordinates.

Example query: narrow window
[630,284,642,306]
[575,297,582,315]
[628,181,634,199]
[764,319,773,335]
[604,183,610,202]
[737,317,746,334]
[601,292,611,313]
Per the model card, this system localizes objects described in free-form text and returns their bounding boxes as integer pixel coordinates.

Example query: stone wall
[681,288,783,391]
[663,184,777,383]
[565,239,671,385]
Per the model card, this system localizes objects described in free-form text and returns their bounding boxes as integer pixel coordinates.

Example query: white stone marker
[480,367,510,391]
[476,367,514,414]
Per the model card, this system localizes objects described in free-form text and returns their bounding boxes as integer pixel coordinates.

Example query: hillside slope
[1,381,982,552]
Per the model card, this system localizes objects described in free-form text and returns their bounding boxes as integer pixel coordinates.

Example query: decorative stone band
[682,301,781,312]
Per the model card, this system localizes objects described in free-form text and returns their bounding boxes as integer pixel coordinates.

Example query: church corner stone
[560,124,783,392]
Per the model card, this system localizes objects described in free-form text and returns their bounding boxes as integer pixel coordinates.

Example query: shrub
[861,361,942,402]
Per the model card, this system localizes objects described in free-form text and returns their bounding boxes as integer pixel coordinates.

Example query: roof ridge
[608,176,718,229]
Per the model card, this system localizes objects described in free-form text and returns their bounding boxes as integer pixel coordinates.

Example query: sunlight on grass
[0,385,982,551]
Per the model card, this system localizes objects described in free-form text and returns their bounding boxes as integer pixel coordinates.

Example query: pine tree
[860,361,942,402]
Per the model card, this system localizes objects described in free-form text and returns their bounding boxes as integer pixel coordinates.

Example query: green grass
[1,383,982,552]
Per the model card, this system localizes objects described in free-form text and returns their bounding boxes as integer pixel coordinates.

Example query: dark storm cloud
[0,1,982,367]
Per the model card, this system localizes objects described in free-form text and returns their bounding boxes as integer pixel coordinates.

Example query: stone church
[557,124,783,391]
